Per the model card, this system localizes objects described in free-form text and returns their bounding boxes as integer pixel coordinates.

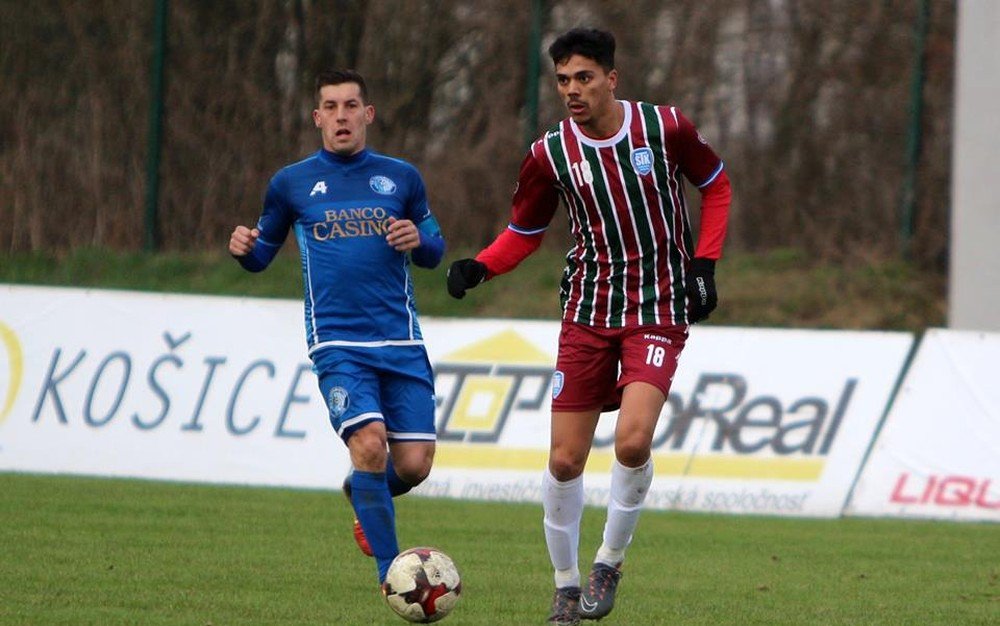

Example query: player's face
[554,54,618,132]
[313,82,375,156]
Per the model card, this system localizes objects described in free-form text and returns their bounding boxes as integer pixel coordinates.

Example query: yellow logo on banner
[435,329,554,445]
[0,321,24,425]
[448,375,514,435]
[444,329,552,364]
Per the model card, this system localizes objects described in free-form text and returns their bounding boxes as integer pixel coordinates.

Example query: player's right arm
[230,170,295,273]
[229,225,260,256]
[447,144,559,299]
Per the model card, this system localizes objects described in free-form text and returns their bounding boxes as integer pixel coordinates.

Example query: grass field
[1,473,996,626]
[0,249,966,625]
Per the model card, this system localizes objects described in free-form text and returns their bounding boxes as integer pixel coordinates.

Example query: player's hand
[447,258,487,299]
[686,257,717,323]
[229,225,259,257]
[386,217,421,252]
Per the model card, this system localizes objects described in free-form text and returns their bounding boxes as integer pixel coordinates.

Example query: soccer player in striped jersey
[229,70,445,588]
[447,29,732,625]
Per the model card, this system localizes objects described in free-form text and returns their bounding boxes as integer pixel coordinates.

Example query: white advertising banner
[0,285,348,489]
[1,285,914,518]
[845,329,1000,522]
[420,320,914,518]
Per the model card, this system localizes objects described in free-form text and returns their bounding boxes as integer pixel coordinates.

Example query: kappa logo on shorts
[630,147,654,176]
[369,175,397,195]
[328,386,350,418]
[551,370,564,399]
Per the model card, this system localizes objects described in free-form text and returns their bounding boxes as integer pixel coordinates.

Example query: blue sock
[350,471,399,583]
[385,456,413,497]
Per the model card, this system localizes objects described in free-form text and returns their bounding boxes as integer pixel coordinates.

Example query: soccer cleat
[352,518,373,557]
[547,586,581,625]
[579,563,622,620]
[342,472,374,557]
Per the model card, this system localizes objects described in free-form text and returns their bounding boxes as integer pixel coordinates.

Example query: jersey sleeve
[693,170,732,260]
[405,166,445,269]
[666,107,724,189]
[475,144,560,277]
[404,165,432,225]
[508,144,561,235]
[237,170,295,272]
[664,109,731,260]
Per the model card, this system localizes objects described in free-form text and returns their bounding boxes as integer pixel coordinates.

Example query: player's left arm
[671,108,732,260]
[693,170,732,260]
[407,215,446,268]
[390,166,445,269]
[671,108,733,321]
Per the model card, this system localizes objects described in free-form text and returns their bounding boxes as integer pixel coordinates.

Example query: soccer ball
[383,547,462,623]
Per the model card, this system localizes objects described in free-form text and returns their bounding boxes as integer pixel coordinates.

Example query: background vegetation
[0,246,945,331]
[1,1,956,330]
[1,1,955,269]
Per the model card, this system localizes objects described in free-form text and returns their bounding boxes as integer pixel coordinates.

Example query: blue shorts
[311,345,437,443]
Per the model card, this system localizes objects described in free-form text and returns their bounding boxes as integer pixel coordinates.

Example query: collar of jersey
[569,100,631,148]
[319,147,371,166]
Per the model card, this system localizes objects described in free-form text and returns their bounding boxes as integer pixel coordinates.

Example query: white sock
[542,468,584,588]
[595,459,653,567]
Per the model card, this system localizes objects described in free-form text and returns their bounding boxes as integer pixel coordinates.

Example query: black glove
[686,258,717,323]
[447,258,487,299]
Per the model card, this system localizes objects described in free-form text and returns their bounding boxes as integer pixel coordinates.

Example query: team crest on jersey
[552,371,564,399]
[630,147,654,176]
[369,175,397,195]
[328,386,350,418]
[310,180,327,196]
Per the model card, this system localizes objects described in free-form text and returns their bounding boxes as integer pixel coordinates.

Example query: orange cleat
[352,517,374,557]
[343,472,373,557]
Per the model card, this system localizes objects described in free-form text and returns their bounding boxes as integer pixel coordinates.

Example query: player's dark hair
[315,69,369,103]
[548,28,616,71]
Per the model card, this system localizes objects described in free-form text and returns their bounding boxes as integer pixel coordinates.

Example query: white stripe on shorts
[387,431,437,442]
[336,412,383,437]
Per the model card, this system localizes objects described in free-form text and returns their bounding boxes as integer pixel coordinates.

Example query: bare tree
[0,0,956,268]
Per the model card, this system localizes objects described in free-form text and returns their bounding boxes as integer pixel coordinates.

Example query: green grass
[0,247,945,331]
[1,473,996,625]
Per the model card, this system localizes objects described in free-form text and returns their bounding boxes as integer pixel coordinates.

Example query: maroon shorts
[551,322,689,412]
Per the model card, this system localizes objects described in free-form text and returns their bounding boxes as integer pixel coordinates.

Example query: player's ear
[364,104,375,125]
[607,68,618,92]
[312,108,322,128]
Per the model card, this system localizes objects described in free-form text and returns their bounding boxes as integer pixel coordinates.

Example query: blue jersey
[238,148,445,353]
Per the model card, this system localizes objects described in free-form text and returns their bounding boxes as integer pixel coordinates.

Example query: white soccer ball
[383,547,462,623]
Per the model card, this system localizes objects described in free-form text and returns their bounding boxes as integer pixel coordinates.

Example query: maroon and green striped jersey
[505,101,725,328]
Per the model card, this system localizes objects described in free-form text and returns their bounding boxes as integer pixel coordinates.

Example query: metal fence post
[523,0,543,151]
[144,0,169,252]
[900,0,930,259]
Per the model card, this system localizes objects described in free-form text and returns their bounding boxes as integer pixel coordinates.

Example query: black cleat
[579,563,622,620]
[547,586,581,625]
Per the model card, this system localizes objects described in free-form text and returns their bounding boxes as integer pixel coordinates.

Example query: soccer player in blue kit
[228,69,445,587]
